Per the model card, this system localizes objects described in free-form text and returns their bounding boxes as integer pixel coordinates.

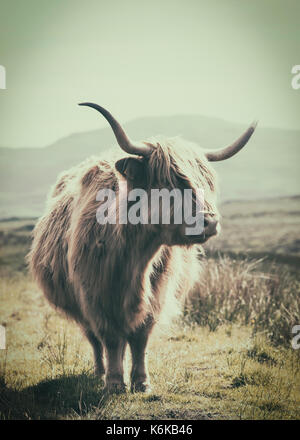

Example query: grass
[185,256,300,346]
[0,265,299,420]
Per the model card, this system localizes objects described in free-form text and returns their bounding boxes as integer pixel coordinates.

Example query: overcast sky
[0,0,299,148]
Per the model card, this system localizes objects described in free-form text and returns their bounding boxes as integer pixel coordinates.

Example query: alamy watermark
[0,324,5,349]
[291,325,300,350]
[291,65,300,90]
[0,65,6,89]
[96,185,205,235]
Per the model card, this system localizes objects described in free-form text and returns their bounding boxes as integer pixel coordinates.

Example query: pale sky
[0,0,299,148]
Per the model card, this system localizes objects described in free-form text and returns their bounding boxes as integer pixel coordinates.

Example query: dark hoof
[131,381,152,393]
[94,367,105,379]
[104,382,127,394]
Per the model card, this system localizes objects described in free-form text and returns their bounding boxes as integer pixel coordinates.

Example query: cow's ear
[115,157,146,183]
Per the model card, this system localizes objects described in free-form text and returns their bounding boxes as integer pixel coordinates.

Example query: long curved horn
[78,102,153,157]
[205,121,258,162]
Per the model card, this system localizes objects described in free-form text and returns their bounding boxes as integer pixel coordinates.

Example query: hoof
[131,381,152,393]
[104,381,127,394]
[94,367,105,379]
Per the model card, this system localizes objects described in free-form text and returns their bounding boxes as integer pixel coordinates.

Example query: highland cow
[29,103,256,393]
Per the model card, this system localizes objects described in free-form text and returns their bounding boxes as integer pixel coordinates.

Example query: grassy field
[0,197,299,420]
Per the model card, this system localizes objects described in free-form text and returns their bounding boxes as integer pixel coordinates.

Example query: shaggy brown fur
[28,135,219,392]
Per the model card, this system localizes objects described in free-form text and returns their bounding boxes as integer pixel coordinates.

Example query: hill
[0,114,299,218]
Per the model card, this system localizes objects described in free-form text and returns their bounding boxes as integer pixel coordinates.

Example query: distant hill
[0,115,299,218]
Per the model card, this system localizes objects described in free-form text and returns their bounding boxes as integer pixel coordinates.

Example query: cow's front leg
[128,316,154,393]
[103,335,127,393]
[83,329,105,378]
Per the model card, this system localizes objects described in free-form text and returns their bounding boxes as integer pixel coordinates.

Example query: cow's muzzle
[203,214,219,237]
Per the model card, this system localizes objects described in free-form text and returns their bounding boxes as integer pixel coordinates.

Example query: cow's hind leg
[102,335,127,393]
[128,316,154,393]
[83,329,105,378]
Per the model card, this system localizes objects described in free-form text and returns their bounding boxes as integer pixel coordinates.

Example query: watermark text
[0,65,6,89]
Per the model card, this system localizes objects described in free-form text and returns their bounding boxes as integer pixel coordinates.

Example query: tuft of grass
[184,256,300,346]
